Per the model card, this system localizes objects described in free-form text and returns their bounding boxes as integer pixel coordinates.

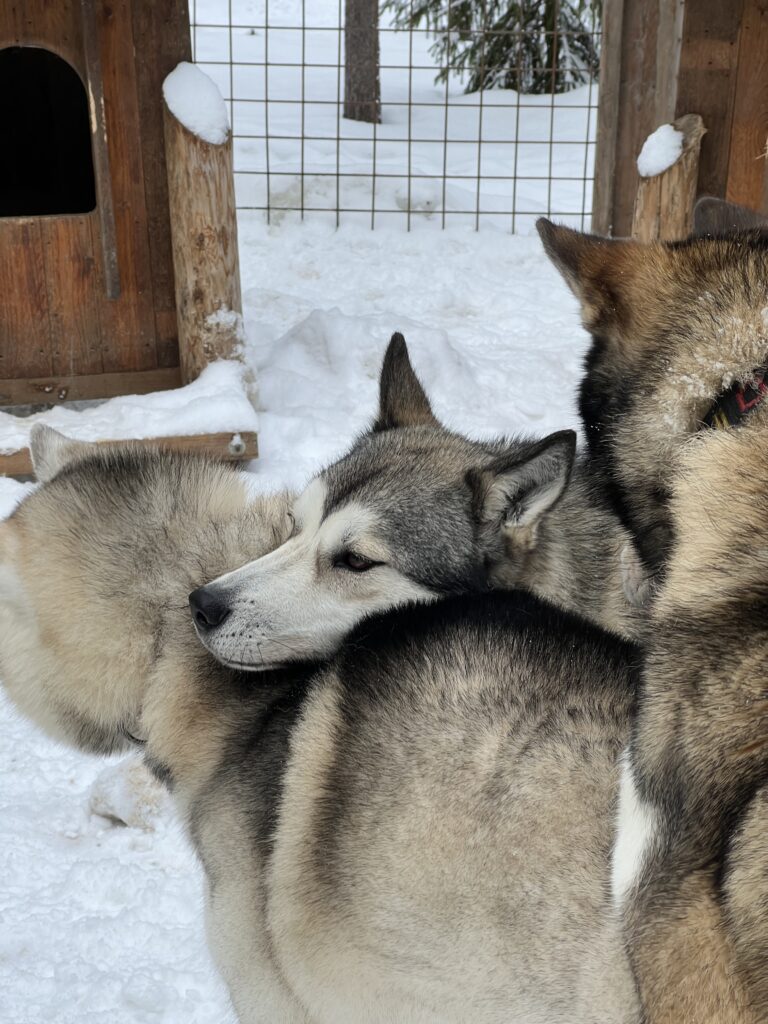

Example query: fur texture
[539,211,768,1022]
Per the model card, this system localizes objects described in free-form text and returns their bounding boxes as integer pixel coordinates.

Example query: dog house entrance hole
[0,47,96,217]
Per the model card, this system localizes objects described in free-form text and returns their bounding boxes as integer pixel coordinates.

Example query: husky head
[0,427,292,754]
[538,202,768,575]
[191,333,576,670]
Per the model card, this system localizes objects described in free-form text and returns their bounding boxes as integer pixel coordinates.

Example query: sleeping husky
[539,201,768,1023]
[0,337,642,1023]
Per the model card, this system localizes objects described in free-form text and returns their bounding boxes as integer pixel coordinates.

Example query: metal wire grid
[189,2,600,231]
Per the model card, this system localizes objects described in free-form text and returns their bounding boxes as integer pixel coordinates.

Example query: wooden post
[632,114,706,242]
[163,88,243,384]
[344,0,380,123]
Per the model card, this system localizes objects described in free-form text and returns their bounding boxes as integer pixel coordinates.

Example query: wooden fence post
[163,70,244,385]
[632,114,706,242]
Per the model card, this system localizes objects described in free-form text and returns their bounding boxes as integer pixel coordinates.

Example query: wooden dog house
[1,0,191,407]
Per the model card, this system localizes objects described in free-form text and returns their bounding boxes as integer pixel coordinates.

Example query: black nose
[189,587,231,631]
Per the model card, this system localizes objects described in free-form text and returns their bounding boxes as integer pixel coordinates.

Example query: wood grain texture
[0,368,181,407]
[675,0,745,200]
[95,0,157,373]
[163,101,244,383]
[132,0,191,363]
[591,0,624,234]
[632,114,706,242]
[0,220,51,379]
[726,0,768,210]
[0,431,258,477]
[40,214,103,377]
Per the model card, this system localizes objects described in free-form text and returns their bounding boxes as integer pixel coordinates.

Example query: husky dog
[539,205,768,1022]
[0,351,643,1022]
[189,333,645,669]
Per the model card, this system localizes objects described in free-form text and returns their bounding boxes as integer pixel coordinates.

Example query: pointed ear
[536,218,647,333]
[693,197,768,237]
[373,332,438,431]
[468,430,577,533]
[29,425,98,482]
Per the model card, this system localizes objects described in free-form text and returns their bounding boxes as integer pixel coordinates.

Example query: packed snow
[637,123,684,178]
[0,2,599,1022]
[163,61,230,144]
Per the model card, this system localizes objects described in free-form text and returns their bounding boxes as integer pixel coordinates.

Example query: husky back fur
[539,203,768,1022]
[0,407,642,1019]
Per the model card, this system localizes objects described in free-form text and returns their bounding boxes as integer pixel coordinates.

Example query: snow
[162,62,230,144]
[637,123,684,178]
[191,1,598,231]
[0,360,257,455]
[0,220,590,1024]
[1,4,597,1022]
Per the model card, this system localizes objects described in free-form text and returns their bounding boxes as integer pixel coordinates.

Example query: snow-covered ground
[0,3,599,1020]
[191,0,598,230]
[0,220,590,1024]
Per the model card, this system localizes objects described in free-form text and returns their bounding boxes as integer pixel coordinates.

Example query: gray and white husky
[0,336,643,1023]
[190,333,645,674]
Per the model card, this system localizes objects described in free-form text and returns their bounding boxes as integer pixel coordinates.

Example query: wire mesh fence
[189,1,600,232]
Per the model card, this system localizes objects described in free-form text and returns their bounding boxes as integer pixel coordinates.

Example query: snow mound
[0,360,257,455]
[637,124,684,178]
[163,62,229,144]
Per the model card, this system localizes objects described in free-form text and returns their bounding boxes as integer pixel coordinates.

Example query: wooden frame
[593,0,768,237]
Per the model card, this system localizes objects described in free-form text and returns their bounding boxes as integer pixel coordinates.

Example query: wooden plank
[726,0,768,210]
[94,0,157,373]
[0,367,181,407]
[592,0,624,234]
[9,0,84,76]
[611,0,670,238]
[80,0,120,299]
[0,220,52,379]
[40,214,104,378]
[131,0,191,369]
[0,432,258,478]
[675,0,745,200]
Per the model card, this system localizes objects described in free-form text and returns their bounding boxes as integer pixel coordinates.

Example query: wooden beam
[726,0,768,210]
[0,367,181,407]
[592,0,624,234]
[594,0,684,237]
[675,0,745,200]
[0,431,258,478]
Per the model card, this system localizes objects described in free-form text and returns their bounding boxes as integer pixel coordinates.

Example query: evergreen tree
[382,0,601,95]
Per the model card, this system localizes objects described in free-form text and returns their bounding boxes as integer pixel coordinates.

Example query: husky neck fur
[188,333,645,677]
[0,431,641,1023]
[540,201,768,1022]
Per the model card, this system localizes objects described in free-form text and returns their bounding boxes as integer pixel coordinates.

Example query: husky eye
[336,551,379,572]
[286,510,296,535]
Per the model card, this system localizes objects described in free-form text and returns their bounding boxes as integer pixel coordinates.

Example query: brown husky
[539,200,768,1023]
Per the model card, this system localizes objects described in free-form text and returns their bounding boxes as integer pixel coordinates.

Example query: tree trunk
[344,0,380,124]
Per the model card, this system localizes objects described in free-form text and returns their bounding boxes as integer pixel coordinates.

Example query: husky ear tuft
[536,218,640,333]
[373,332,439,431]
[692,197,768,237]
[469,430,577,534]
[29,425,98,482]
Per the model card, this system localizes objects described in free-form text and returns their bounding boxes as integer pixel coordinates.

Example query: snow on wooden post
[162,63,244,384]
[632,115,706,243]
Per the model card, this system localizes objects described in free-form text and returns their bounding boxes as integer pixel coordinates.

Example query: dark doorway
[0,47,96,217]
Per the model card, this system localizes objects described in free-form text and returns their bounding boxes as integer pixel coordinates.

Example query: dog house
[1,0,191,407]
